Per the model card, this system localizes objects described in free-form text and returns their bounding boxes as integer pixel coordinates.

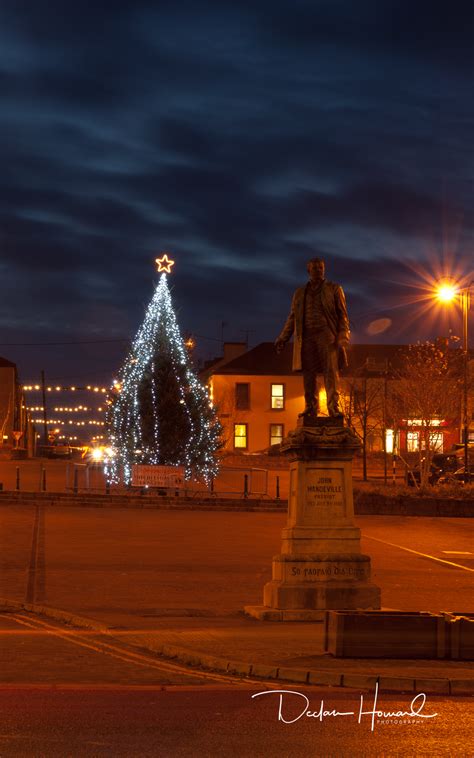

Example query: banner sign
[131,464,185,488]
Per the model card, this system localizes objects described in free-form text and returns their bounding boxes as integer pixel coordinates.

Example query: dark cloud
[0,0,472,380]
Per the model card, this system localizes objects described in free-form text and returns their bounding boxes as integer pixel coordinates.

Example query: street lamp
[436,279,473,474]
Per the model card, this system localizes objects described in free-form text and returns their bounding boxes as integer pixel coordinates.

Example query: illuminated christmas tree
[106,254,222,484]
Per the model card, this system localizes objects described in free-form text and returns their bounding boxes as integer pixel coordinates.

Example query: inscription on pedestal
[306,468,344,507]
[245,427,382,618]
[282,561,369,582]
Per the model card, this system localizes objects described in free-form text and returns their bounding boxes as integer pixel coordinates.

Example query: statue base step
[262,579,381,612]
[260,552,381,613]
[244,605,325,622]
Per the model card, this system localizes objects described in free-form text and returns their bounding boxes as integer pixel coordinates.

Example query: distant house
[202,342,473,455]
[0,356,32,456]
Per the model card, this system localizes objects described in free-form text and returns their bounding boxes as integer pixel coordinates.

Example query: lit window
[270,424,284,446]
[271,384,284,409]
[407,431,419,452]
[429,432,443,452]
[235,383,250,410]
[385,429,394,454]
[234,423,248,449]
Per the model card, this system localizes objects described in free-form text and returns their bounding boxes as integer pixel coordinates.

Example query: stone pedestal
[245,418,381,621]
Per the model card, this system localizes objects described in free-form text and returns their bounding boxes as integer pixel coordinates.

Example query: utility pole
[383,360,388,485]
[220,321,227,353]
[461,287,471,475]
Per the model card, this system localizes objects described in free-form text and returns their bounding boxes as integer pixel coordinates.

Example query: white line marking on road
[10,614,245,685]
[442,551,472,555]
[363,536,474,573]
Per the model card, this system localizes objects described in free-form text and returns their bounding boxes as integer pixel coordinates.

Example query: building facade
[203,342,473,456]
[0,356,33,456]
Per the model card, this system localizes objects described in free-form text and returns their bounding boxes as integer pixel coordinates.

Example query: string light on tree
[106,255,222,484]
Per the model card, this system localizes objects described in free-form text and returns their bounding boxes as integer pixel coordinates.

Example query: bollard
[392,456,397,484]
[16,466,20,491]
[210,476,214,495]
[276,475,280,500]
[41,467,46,492]
[73,466,78,494]
[105,479,110,495]
[244,473,249,499]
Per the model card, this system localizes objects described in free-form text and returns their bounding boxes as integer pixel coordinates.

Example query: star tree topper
[155,253,175,273]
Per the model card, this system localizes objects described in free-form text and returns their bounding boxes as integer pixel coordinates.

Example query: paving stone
[449,679,474,695]
[250,663,279,679]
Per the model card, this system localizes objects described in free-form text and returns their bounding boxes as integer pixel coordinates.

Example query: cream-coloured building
[203,342,474,455]
[204,342,317,452]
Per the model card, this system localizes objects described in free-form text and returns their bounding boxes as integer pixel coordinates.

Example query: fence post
[73,466,78,494]
[244,474,249,499]
[276,475,280,500]
[16,466,20,491]
[41,467,46,492]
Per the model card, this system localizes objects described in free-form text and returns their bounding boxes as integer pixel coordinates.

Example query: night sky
[1,0,473,384]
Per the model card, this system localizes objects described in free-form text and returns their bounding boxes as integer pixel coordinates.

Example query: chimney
[222,342,247,363]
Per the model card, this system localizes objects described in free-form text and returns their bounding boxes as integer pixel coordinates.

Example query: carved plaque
[306,468,344,508]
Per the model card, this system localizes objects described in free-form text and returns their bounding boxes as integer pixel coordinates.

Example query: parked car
[438,466,474,484]
[406,453,459,486]
[37,444,72,459]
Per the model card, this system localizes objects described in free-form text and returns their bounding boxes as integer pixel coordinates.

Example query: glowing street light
[436,281,458,303]
[435,279,473,474]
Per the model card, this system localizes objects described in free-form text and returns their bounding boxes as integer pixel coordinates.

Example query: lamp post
[436,281,472,474]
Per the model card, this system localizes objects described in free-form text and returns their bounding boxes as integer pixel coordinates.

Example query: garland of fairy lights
[105,255,221,485]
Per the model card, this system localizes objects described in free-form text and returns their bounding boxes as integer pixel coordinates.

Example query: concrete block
[167,649,202,666]
[378,676,415,693]
[326,611,443,658]
[277,667,309,683]
[308,670,342,687]
[342,674,378,689]
[198,654,228,671]
[449,679,474,695]
[250,663,279,679]
[226,660,252,676]
[459,617,474,660]
[415,678,450,695]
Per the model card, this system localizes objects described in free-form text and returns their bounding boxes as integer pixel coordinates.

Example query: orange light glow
[436,281,458,303]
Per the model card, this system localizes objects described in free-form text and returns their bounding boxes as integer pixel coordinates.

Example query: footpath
[1,598,473,696]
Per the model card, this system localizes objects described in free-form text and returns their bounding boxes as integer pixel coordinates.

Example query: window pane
[407,432,419,452]
[429,432,443,453]
[235,383,250,410]
[234,423,247,448]
[270,424,283,445]
[271,384,284,409]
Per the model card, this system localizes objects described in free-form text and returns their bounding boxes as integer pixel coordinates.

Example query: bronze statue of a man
[274,257,350,418]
